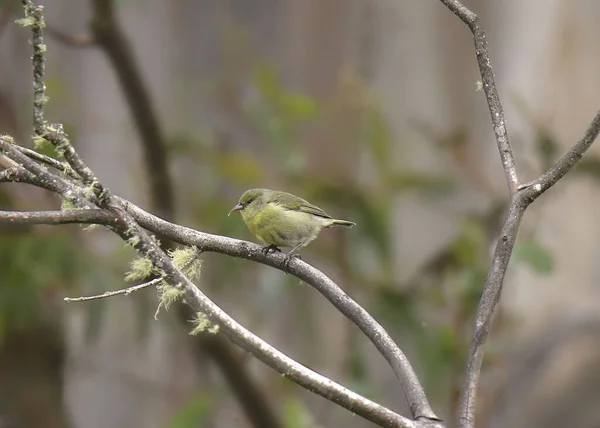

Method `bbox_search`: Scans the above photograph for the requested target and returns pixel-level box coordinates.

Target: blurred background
[1,0,600,427]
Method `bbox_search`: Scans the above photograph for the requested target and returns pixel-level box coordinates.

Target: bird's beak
[228,203,243,217]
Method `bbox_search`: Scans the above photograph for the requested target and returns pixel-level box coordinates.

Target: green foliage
[283,397,322,428]
[167,393,212,428]
[512,239,554,274]
[0,230,84,341]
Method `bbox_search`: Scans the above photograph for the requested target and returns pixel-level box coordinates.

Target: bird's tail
[330,219,356,228]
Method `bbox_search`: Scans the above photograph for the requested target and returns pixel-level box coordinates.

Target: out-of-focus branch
[438,1,600,427]
[46,27,95,47]
[88,0,173,219]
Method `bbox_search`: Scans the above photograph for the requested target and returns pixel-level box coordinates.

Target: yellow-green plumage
[228,188,355,265]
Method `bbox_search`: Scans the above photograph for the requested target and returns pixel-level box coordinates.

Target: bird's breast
[242,205,325,247]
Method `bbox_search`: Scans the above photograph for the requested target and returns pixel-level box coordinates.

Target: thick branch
[438,0,519,192]
[0,209,115,226]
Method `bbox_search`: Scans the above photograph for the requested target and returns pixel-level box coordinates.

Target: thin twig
[64,248,202,302]
[64,278,159,302]
[43,123,99,185]
[0,137,97,208]
[438,0,519,193]
[14,145,79,179]
[521,110,600,195]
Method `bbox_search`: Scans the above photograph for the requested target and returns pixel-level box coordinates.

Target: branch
[0,130,440,422]
[521,110,600,195]
[21,0,47,136]
[13,145,79,180]
[89,0,174,219]
[64,249,202,302]
[0,209,116,226]
[120,198,440,420]
[0,136,431,427]
[438,2,600,427]
[438,0,519,192]
[46,26,95,47]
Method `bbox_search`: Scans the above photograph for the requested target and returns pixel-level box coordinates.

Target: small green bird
[228,188,356,270]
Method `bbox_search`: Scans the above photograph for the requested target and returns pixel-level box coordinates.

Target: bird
[228,188,356,271]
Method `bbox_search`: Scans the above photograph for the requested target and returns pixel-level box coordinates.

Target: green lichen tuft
[60,196,77,211]
[15,16,35,27]
[189,312,218,335]
[154,282,184,319]
[169,247,203,281]
[33,135,49,150]
[127,235,141,248]
[124,257,153,282]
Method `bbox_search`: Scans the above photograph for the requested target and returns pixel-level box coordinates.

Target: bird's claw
[262,245,281,255]
[282,254,301,274]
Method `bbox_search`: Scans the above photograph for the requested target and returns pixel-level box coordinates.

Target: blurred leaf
[253,65,280,106]
[457,268,486,317]
[535,130,559,171]
[214,151,264,186]
[387,171,454,196]
[374,285,419,332]
[512,239,554,274]
[361,107,391,173]
[0,231,84,337]
[281,93,318,121]
[168,393,212,428]
[451,221,487,267]
[283,397,320,428]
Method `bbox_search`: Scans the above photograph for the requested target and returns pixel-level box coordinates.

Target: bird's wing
[272,192,332,219]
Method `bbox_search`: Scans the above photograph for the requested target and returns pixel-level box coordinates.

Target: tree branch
[0,209,115,226]
[119,197,440,420]
[438,0,519,193]
[438,1,600,427]
[46,26,95,47]
[89,0,173,219]
[21,0,47,136]
[0,136,436,426]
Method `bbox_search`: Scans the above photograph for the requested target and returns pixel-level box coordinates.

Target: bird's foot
[282,253,301,274]
[262,244,281,255]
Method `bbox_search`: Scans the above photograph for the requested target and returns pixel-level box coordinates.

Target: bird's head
[228,188,267,216]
